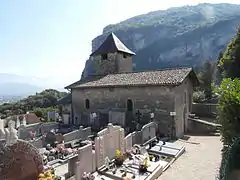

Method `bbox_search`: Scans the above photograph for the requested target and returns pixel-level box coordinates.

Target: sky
[0,0,240,88]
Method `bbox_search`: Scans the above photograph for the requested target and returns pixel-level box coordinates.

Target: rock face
[81,3,240,78]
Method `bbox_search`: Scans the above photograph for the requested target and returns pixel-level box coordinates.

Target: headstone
[45,131,56,146]
[95,124,125,169]
[4,128,10,145]
[76,144,94,179]
[141,122,156,144]
[0,129,5,140]
[8,125,18,146]
[124,133,133,152]
[16,116,21,129]
[22,116,27,126]
[109,111,126,127]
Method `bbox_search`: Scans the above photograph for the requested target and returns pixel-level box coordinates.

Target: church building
[62,33,199,138]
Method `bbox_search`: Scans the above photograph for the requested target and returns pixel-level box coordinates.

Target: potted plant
[114,150,124,167]
[139,158,150,174]
[149,155,154,161]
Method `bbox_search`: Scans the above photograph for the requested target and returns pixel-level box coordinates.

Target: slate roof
[90,33,136,56]
[70,67,199,89]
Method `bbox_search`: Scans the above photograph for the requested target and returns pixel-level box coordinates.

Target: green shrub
[193,91,205,103]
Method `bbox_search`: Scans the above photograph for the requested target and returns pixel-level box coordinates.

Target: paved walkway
[158,135,222,180]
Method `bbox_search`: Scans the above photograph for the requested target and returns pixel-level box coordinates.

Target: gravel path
[158,135,222,180]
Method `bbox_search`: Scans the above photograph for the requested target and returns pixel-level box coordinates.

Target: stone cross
[135,110,142,123]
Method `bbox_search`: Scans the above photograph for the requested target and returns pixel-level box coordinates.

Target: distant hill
[82,3,240,78]
[0,89,68,119]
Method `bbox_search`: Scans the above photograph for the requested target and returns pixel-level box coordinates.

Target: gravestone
[16,116,21,129]
[141,122,156,144]
[109,110,126,127]
[45,131,56,146]
[95,123,125,168]
[76,144,94,180]
[0,131,44,180]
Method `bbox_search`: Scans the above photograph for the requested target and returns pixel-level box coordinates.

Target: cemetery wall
[18,123,42,139]
[18,122,59,140]
[41,122,59,133]
[192,103,217,117]
[63,126,91,142]
[72,86,175,130]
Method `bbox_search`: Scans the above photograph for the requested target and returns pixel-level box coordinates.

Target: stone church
[61,33,199,138]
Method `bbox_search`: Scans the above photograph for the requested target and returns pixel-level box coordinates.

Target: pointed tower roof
[90,33,135,56]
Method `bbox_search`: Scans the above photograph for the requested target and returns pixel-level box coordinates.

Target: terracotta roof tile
[71,67,197,89]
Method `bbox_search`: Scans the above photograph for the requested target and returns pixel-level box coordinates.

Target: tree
[198,60,215,99]
[218,26,240,79]
[216,78,240,145]
[215,51,224,85]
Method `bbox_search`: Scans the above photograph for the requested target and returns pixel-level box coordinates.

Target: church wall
[72,85,176,135]
[173,77,193,137]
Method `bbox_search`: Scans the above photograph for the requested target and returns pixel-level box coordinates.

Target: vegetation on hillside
[218,26,240,79]
[217,26,240,179]
[0,89,68,120]
[103,4,240,34]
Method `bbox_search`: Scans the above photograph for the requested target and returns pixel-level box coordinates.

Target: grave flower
[149,155,154,161]
[139,158,150,174]
[114,149,124,167]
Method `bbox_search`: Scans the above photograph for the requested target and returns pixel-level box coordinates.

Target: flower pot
[139,164,148,174]
[114,158,124,167]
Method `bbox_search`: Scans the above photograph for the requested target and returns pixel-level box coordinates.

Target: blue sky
[0,0,239,88]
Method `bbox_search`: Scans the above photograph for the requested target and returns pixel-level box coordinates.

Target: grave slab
[149,146,179,157]
[156,141,184,150]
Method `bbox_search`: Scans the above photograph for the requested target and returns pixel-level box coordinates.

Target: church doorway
[127,99,133,111]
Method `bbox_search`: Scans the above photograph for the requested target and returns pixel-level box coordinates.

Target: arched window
[127,99,133,111]
[85,99,90,109]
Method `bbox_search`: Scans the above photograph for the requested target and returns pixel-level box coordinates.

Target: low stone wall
[18,122,59,140]
[63,126,91,142]
[188,118,221,134]
[192,103,217,117]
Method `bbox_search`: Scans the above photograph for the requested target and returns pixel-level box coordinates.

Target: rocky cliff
[82,3,240,78]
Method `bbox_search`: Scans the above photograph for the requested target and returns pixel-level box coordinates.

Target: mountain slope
[82,3,240,78]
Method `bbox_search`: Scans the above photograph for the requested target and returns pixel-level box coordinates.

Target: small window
[85,99,90,109]
[127,99,133,111]
[101,54,108,60]
[123,53,127,58]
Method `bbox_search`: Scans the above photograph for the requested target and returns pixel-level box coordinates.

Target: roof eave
[71,83,180,90]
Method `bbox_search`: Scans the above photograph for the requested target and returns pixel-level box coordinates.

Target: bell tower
[90,33,135,76]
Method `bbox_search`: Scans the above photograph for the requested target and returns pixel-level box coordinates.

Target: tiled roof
[71,67,198,89]
[90,33,135,56]
[57,94,72,105]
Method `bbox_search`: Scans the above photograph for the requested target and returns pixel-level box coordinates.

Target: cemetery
[0,116,185,180]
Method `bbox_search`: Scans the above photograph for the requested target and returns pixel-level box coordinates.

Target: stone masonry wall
[91,52,132,76]
[173,78,193,137]
[72,85,175,135]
